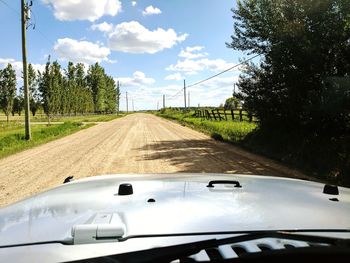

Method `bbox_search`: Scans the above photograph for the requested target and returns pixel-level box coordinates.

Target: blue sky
[0,0,247,110]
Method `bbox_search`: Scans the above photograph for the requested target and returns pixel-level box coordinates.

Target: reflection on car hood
[0,173,349,246]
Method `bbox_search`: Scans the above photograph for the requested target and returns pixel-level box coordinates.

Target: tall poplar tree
[0,64,16,122]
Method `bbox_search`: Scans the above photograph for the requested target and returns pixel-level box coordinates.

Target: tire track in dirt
[0,113,311,207]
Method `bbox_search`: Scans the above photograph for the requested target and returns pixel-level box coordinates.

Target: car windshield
[0,0,349,261]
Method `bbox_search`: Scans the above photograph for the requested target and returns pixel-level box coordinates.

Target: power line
[29,8,56,46]
[165,53,260,103]
[168,87,184,99]
[0,0,59,59]
[0,0,20,16]
[187,53,260,88]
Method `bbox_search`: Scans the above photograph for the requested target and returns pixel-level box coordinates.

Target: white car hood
[0,174,349,247]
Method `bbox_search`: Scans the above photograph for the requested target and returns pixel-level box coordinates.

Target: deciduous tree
[0,64,16,122]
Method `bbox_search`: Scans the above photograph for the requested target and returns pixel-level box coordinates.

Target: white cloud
[166,46,239,75]
[117,76,238,110]
[108,21,188,54]
[0,58,46,91]
[42,0,122,22]
[0,58,21,73]
[179,46,208,59]
[118,83,184,111]
[166,58,236,75]
[117,71,155,87]
[142,5,162,16]
[91,22,113,33]
[115,71,239,110]
[0,58,45,77]
[53,38,111,64]
[163,76,239,108]
[164,73,183,81]
[131,1,137,7]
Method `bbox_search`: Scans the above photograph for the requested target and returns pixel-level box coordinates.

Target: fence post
[219,109,225,121]
[231,109,235,121]
[239,109,243,122]
[205,110,209,120]
[211,109,217,121]
[223,109,228,121]
[217,109,222,121]
[248,112,253,122]
[209,110,212,120]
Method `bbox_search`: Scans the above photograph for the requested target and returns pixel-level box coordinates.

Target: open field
[0,113,312,207]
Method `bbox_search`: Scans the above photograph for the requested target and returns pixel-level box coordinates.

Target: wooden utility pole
[21,0,31,140]
[126,91,128,113]
[183,80,187,110]
[163,94,165,109]
[117,81,120,114]
[188,91,190,108]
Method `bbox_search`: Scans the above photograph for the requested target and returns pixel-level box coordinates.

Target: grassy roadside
[0,122,94,159]
[154,109,349,187]
[31,114,126,123]
[0,113,127,123]
[0,113,127,159]
[154,109,257,143]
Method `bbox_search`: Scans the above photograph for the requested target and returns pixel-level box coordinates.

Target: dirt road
[0,113,310,207]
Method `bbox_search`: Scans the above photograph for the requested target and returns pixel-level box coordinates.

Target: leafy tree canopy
[228,0,350,131]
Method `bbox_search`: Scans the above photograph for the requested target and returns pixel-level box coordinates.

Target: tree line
[0,58,121,122]
[228,0,350,185]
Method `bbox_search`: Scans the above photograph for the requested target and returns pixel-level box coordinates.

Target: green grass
[0,113,127,123]
[154,109,349,187]
[0,122,94,159]
[31,113,126,123]
[0,113,128,159]
[154,109,257,143]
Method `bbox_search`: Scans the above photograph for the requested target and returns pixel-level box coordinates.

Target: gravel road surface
[0,113,310,207]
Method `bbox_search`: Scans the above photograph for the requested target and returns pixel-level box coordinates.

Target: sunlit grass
[0,113,127,123]
[155,109,257,142]
[0,112,129,159]
[0,122,94,159]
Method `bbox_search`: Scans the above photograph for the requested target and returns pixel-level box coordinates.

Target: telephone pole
[188,91,190,108]
[126,91,128,113]
[163,94,165,109]
[117,81,120,114]
[21,0,31,140]
[183,79,187,110]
